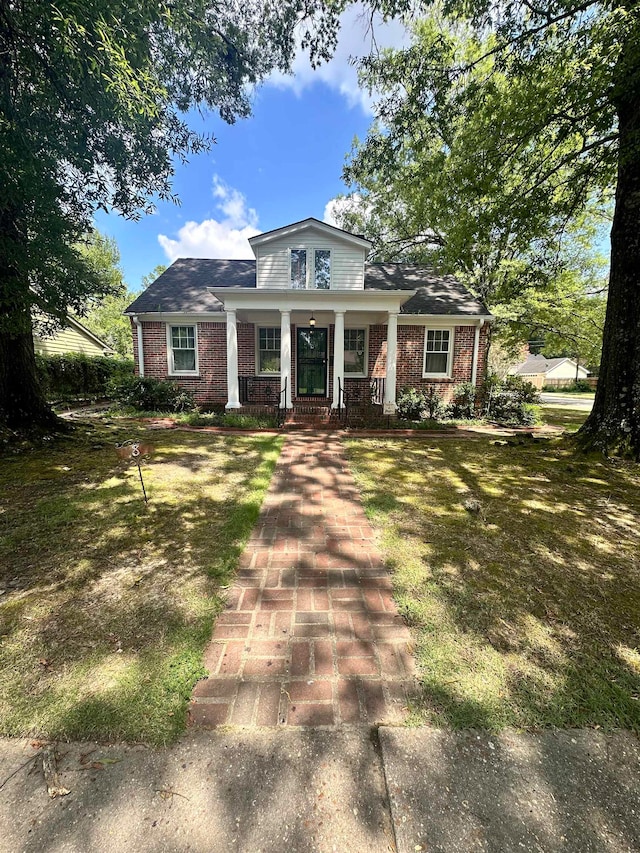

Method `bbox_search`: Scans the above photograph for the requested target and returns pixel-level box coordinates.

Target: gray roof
[126,259,256,314]
[125,258,490,316]
[513,355,571,375]
[364,263,489,316]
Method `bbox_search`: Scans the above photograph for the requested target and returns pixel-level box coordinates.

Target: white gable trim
[249,218,372,251]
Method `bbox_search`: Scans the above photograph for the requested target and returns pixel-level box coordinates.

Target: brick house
[125,218,492,413]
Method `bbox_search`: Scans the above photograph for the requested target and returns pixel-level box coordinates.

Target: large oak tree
[0,0,347,428]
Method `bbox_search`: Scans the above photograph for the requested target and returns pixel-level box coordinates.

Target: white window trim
[289,247,332,290]
[343,326,368,378]
[166,323,199,376]
[423,327,454,378]
[255,325,281,377]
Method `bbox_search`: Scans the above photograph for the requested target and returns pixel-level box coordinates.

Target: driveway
[540,393,594,409]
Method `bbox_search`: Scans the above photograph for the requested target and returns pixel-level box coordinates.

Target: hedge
[36,353,134,400]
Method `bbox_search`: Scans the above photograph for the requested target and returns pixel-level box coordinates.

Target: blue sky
[95,9,409,290]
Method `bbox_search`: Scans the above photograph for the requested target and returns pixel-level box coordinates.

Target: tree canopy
[0,0,351,426]
[340,2,640,454]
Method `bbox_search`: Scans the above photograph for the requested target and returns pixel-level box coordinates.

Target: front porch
[208,287,410,414]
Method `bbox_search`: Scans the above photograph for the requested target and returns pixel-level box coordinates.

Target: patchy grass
[0,422,282,744]
[346,436,640,731]
[106,407,279,430]
[542,405,590,432]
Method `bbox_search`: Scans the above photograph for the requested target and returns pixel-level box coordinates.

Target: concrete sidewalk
[1,729,638,853]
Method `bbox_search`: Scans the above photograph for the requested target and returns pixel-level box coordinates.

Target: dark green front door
[296,328,328,397]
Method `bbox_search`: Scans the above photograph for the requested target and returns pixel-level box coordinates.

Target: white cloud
[323,193,369,227]
[267,5,411,115]
[158,175,262,260]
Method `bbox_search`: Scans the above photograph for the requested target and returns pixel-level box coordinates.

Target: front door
[296,328,328,397]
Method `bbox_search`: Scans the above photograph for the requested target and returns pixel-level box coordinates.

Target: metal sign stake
[115,440,153,503]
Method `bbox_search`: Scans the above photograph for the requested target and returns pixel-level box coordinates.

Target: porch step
[284,405,333,429]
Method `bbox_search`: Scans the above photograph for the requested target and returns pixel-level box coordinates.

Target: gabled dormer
[249,218,372,291]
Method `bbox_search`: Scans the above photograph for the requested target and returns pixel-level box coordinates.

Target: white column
[225,309,241,409]
[384,311,398,412]
[332,310,345,409]
[280,310,292,408]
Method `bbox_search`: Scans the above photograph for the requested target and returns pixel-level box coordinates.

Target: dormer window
[290,249,307,289]
[314,250,331,289]
[290,248,331,289]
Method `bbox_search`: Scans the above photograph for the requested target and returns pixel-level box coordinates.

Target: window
[423,329,452,376]
[168,325,197,374]
[314,249,331,289]
[344,328,366,375]
[290,248,332,288]
[290,249,307,289]
[257,327,281,374]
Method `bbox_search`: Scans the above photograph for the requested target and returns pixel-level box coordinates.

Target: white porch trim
[332,310,345,409]
[225,309,241,409]
[280,310,293,408]
[384,311,398,412]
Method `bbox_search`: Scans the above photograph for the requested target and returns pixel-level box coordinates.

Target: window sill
[256,373,281,378]
[422,374,452,380]
[344,373,368,379]
[168,373,200,379]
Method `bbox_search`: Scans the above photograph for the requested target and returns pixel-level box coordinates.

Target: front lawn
[0,423,282,744]
[541,405,590,432]
[346,436,640,731]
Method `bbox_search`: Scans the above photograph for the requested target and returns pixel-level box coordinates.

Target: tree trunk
[578,25,640,457]
[0,318,59,430]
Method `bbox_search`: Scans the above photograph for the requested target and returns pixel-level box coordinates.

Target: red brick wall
[131,319,490,407]
[369,323,487,401]
[133,320,228,407]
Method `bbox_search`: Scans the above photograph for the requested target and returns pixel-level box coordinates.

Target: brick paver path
[188,434,416,728]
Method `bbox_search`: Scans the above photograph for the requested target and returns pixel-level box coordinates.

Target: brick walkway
[188,434,416,728]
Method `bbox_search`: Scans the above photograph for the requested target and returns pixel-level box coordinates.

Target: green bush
[447,382,476,419]
[396,387,427,420]
[482,374,541,425]
[423,386,445,420]
[107,375,195,413]
[36,353,134,399]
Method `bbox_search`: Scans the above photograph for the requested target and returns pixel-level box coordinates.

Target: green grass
[541,405,590,432]
[0,422,282,744]
[346,436,640,731]
[106,406,279,429]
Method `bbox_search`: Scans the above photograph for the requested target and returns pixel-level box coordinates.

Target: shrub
[447,382,476,419]
[423,386,445,420]
[107,375,196,413]
[396,387,427,420]
[482,374,541,425]
[36,353,134,400]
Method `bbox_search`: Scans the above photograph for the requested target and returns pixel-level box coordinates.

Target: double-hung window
[344,328,367,376]
[257,327,281,374]
[423,328,452,377]
[168,325,197,374]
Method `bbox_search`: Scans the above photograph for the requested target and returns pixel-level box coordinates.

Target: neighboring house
[34,315,114,358]
[510,354,590,389]
[124,218,493,413]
